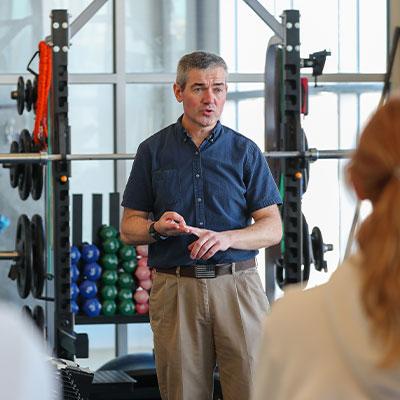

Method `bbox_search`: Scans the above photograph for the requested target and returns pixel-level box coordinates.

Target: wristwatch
[148,222,168,241]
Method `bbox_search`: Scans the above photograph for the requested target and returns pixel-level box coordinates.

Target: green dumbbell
[102,270,118,286]
[101,254,119,270]
[122,259,137,273]
[101,285,118,300]
[102,300,117,316]
[119,299,135,316]
[103,238,120,254]
[118,288,133,302]
[99,224,118,240]
[118,272,134,289]
[119,245,136,261]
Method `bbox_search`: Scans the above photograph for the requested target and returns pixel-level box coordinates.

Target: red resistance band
[33,41,52,149]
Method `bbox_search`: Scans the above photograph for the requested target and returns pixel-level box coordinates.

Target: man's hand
[154,211,191,237]
[187,227,232,260]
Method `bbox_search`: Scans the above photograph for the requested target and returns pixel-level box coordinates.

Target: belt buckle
[194,265,216,278]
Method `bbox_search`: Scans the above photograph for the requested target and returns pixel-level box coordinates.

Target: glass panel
[126,0,218,73]
[293,0,339,73]
[75,325,115,370]
[69,85,114,243]
[220,0,386,73]
[359,1,386,73]
[222,83,268,287]
[0,0,113,74]
[302,92,340,287]
[128,324,154,354]
[125,83,181,165]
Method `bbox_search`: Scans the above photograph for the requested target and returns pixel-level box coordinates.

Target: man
[121,51,282,400]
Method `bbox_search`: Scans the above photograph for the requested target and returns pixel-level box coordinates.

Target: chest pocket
[152,169,181,206]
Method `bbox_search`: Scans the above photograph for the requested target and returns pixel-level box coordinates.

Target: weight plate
[18,130,32,201]
[15,214,32,299]
[31,214,45,298]
[32,76,38,114]
[311,226,326,272]
[9,140,21,188]
[31,163,43,200]
[25,79,33,112]
[265,43,283,187]
[301,130,310,195]
[21,305,33,321]
[33,305,45,338]
[16,76,25,115]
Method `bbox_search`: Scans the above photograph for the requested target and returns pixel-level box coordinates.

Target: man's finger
[187,226,202,237]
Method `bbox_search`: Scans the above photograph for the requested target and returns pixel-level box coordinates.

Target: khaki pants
[149,267,269,400]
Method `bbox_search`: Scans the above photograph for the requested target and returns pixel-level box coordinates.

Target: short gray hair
[176,51,228,89]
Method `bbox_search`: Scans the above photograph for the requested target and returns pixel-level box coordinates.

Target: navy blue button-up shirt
[122,117,282,268]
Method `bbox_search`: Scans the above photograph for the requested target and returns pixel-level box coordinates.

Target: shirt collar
[176,115,223,144]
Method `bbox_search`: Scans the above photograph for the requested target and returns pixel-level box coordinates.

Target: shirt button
[195,174,200,178]
[197,198,202,202]
[195,151,199,155]
[199,222,204,226]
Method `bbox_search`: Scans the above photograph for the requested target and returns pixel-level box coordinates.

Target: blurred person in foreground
[252,97,400,400]
[2,303,59,399]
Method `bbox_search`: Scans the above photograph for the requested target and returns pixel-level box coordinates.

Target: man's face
[174,67,227,131]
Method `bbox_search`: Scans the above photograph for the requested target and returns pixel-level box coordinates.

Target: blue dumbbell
[70,245,81,264]
[0,215,10,234]
[81,244,100,263]
[82,298,102,317]
[71,263,80,282]
[79,280,98,299]
[70,282,80,300]
[71,300,79,314]
[83,262,102,281]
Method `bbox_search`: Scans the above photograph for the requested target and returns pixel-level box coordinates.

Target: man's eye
[193,88,201,93]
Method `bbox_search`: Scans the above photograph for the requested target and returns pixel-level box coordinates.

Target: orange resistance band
[33,41,52,148]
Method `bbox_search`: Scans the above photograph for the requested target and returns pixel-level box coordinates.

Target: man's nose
[202,88,214,103]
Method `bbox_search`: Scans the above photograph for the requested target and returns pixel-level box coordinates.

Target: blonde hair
[349,98,400,367]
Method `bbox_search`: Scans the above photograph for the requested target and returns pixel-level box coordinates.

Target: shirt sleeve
[121,142,154,211]
[244,143,282,213]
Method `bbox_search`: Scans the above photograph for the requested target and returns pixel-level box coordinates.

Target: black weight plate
[301,130,310,195]
[32,76,38,114]
[21,305,33,321]
[31,163,43,201]
[31,214,45,298]
[311,226,325,272]
[265,43,283,187]
[33,305,45,338]
[9,140,21,188]
[25,79,33,112]
[16,76,25,115]
[15,214,32,299]
[18,130,32,201]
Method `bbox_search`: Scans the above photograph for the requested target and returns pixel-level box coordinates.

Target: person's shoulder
[268,283,326,329]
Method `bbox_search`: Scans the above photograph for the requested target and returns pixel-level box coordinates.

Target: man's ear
[173,82,183,103]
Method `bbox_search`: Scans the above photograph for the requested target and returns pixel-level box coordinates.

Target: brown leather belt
[155,258,256,279]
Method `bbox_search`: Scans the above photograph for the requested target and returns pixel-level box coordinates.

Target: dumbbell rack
[71,192,150,326]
